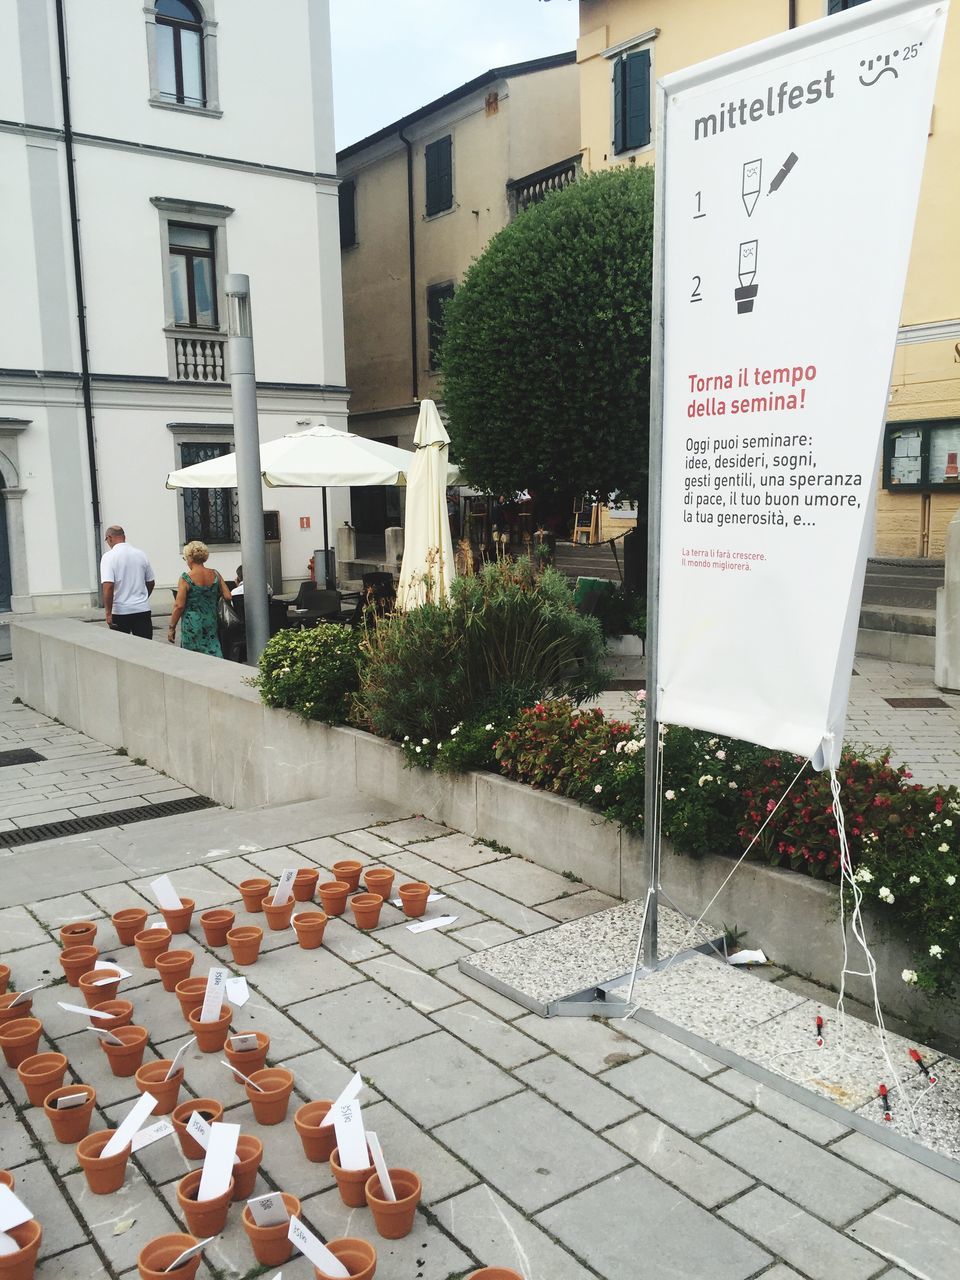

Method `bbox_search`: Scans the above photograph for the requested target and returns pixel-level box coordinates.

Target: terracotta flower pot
[293,867,320,901]
[59,945,99,987]
[262,898,295,931]
[224,1030,269,1082]
[330,1146,375,1208]
[231,1134,264,1200]
[398,882,430,919]
[0,1018,42,1068]
[292,911,328,950]
[331,860,363,892]
[465,1271,525,1280]
[246,1068,294,1125]
[188,1005,232,1054]
[60,920,97,948]
[100,1024,148,1077]
[318,881,350,917]
[350,893,384,930]
[0,1171,13,1190]
[91,999,133,1030]
[44,1084,96,1143]
[77,1129,130,1194]
[241,1192,300,1265]
[0,994,33,1026]
[294,1100,337,1162]
[134,928,172,968]
[238,878,271,912]
[227,926,263,966]
[112,908,147,946]
[137,1233,203,1280]
[135,1060,183,1115]
[171,1099,223,1160]
[0,963,10,995]
[176,1168,234,1237]
[160,898,195,935]
[155,949,195,993]
[199,909,235,946]
[363,867,394,901]
[365,1169,421,1239]
[16,1052,68,1107]
[78,966,123,1008]
[316,1238,377,1280]
[174,976,208,1021]
[0,1218,42,1280]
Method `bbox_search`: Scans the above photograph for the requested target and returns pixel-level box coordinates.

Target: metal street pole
[225,273,269,665]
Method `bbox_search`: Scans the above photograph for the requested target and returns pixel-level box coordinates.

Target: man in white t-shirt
[100,525,156,639]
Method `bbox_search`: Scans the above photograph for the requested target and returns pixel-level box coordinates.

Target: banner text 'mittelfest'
[694,71,836,140]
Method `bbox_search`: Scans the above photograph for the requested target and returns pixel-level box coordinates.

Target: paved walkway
[1,663,958,1279]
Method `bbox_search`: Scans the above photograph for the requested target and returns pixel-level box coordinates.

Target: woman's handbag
[216,578,243,651]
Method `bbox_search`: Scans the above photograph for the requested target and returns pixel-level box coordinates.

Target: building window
[884,421,960,490]
[339,179,357,249]
[613,49,651,154]
[156,0,206,107]
[828,1,872,12]
[180,442,239,543]
[425,135,453,216]
[427,282,455,371]
[169,224,217,328]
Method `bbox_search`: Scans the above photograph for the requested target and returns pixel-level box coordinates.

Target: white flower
[599,749,606,756]
[945,819,954,827]
[929,944,943,958]
[728,781,738,790]
[698,774,714,787]
[415,746,422,754]
[854,867,873,884]
[939,843,949,853]
[485,723,493,731]
[623,739,641,756]
[615,741,624,753]
[902,969,918,984]
[403,736,410,742]
[715,749,727,761]
[665,789,676,800]
[878,886,895,904]
[947,875,957,886]
[422,737,430,745]
[708,738,718,747]
[450,725,460,736]
[908,875,921,884]
[594,784,603,794]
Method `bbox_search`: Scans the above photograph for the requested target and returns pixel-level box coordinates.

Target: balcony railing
[168,330,228,383]
[507,154,581,219]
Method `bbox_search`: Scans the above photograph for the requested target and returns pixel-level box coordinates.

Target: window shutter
[437,135,453,211]
[426,135,453,215]
[624,50,651,151]
[339,179,356,249]
[613,56,625,153]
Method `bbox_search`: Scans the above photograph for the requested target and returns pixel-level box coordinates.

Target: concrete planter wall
[12,616,950,1034]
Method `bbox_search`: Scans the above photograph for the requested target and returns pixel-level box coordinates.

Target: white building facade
[0,0,349,610]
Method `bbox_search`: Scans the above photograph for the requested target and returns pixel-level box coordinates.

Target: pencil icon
[769,152,798,194]
[735,240,758,314]
[742,160,762,216]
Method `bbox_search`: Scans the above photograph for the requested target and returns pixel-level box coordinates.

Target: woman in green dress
[167,540,232,656]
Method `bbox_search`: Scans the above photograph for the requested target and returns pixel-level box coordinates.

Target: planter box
[12,615,952,1037]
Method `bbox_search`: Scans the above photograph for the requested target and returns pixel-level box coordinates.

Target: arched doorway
[0,484,10,613]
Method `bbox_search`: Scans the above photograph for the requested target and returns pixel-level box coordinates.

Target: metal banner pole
[641,81,669,969]
[225,273,269,664]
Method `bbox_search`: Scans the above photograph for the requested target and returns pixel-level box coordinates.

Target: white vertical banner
[657,0,948,766]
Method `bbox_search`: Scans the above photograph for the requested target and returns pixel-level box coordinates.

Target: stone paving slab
[846,1195,960,1278]
[602,1052,749,1137]
[603,1111,754,1209]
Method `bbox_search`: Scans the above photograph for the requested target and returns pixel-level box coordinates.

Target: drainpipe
[54,0,102,556]
[398,126,419,402]
[788,0,797,29]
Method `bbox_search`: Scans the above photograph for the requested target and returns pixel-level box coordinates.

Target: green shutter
[624,50,651,151]
[338,179,356,249]
[613,56,624,153]
[425,135,453,216]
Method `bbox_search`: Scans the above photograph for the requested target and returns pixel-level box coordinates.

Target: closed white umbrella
[396,400,457,609]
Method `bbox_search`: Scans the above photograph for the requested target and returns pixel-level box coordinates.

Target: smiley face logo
[859,52,899,86]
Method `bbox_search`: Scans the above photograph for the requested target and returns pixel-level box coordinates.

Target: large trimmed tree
[440,165,655,503]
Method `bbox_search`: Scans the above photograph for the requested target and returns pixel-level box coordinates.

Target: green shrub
[355,558,608,745]
[589,583,646,638]
[494,699,630,803]
[256,625,362,724]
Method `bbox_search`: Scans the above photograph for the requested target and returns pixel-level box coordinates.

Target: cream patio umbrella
[396,399,457,609]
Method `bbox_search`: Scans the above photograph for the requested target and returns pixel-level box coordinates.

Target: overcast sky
[330,0,579,150]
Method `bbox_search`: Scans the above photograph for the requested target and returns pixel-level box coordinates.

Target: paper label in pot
[0,1187,32,1233]
[332,1099,368,1171]
[162,1236,216,1273]
[102,1092,158,1158]
[91,962,131,986]
[131,1119,174,1152]
[225,976,249,1007]
[318,1071,363,1127]
[392,892,445,907]
[366,1131,396,1201]
[58,1001,112,1020]
[229,1033,259,1053]
[271,868,297,908]
[148,921,168,930]
[185,1111,212,1151]
[198,1121,240,1201]
[199,967,229,1023]
[165,1036,196,1080]
[150,875,183,911]
[87,1026,125,1046]
[56,1090,91,1110]
[9,984,41,1006]
[246,1192,290,1228]
[287,1217,349,1278]
[0,1234,17,1258]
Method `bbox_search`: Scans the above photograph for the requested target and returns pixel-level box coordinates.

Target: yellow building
[578,0,960,558]
[337,54,579,554]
